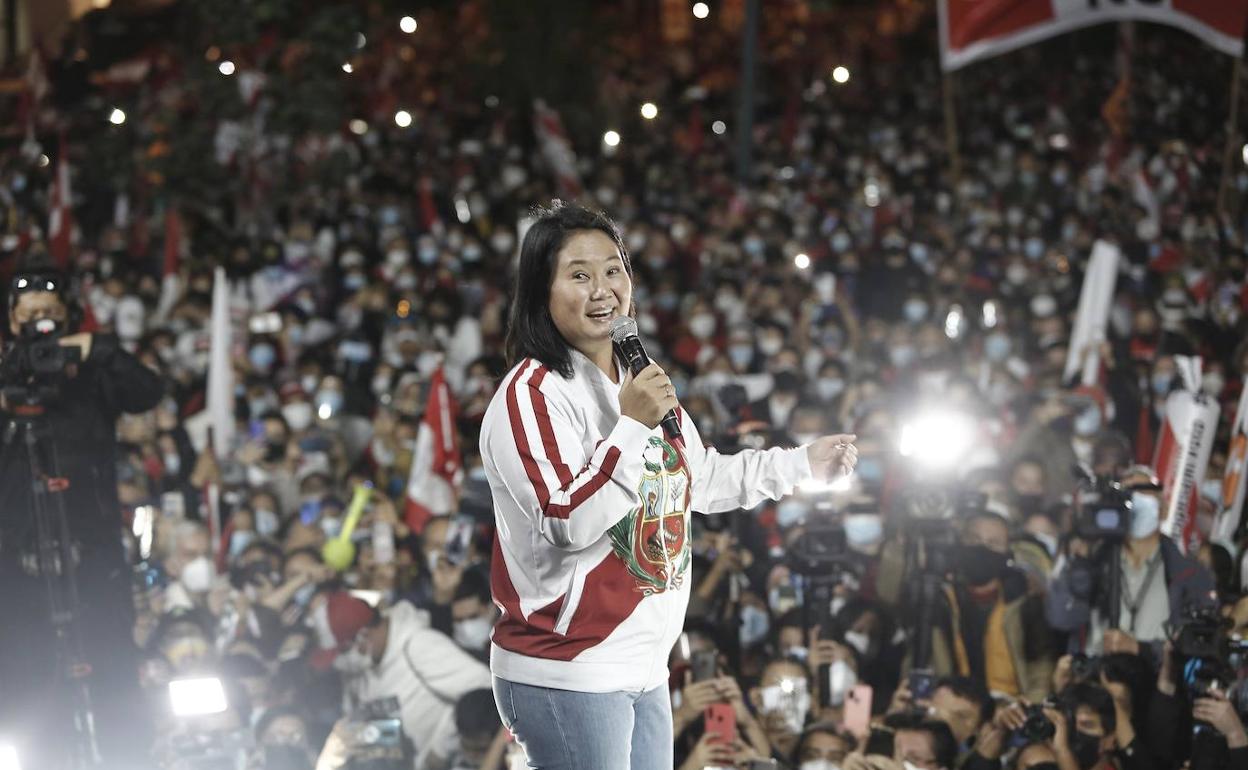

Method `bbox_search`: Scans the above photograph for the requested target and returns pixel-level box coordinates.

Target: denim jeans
[492,676,674,770]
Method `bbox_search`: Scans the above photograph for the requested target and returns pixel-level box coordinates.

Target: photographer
[1045,474,1216,667]
[0,267,163,768]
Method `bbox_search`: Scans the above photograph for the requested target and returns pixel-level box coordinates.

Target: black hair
[504,201,633,379]
[282,546,325,569]
[453,566,491,604]
[254,705,312,745]
[884,713,959,770]
[454,688,501,740]
[795,722,856,758]
[933,675,993,727]
[1058,682,1117,735]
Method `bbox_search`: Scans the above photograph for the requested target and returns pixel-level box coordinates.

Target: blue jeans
[492,676,674,770]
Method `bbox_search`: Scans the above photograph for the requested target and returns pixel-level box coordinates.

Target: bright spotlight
[0,744,18,770]
[341,62,353,74]
[899,411,975,471]
[640,102,659,120]
[349,119,368,136]
[394,110,412,128]
[317,403,333,421]
[712,120,727,135]
[1242,143,1248,167]
[603,130,621,147]
[108,108,126,125]
[793,253,811,270]
[832,66,850,84]
[399,16,417,33]
[218,60,235,76]
[692,2,710,19]
[169,677,228,717]
[37,154,49,167]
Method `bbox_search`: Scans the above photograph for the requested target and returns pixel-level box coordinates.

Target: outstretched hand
[806,434,858,481]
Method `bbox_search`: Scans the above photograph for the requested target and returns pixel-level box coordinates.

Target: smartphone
[703,702,736,745]
[692,649,718,683]
[161,490,186,520]
[772,584,799,615]
[843,684,873,738]
[909,668,936,701]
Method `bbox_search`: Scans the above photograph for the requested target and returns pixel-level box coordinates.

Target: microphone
[609,316,681,440]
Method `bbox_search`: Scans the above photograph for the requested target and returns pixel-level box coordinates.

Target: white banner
[1154,357,1220,553]
[1063,240,1120,386]
[1210,378,1248,550]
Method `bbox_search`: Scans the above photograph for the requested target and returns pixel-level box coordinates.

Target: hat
[309,591,376,670]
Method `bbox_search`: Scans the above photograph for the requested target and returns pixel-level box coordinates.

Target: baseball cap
[308,591,376,670]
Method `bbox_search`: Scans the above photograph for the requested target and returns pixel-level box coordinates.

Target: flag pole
[943,71,961,185]
[1218,54,1244,219]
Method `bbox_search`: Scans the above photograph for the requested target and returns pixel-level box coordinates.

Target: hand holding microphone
[610,317,681,438]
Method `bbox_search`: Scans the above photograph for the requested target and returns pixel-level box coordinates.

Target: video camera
[345,696,407,769]
[0,318,79,410]
[1072,469,1133,541]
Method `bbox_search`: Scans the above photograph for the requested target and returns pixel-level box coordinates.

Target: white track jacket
[479,351,812,693]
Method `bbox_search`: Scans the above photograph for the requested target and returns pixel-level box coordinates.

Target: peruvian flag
[1210,378,1248,550]
[1153,357,1221,553]
[47,137,72,269]
[405,366,463,534]
[156,207,184,322]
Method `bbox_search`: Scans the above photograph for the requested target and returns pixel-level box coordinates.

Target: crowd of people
[0,2,1247,769]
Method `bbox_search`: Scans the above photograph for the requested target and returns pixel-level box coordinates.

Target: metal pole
[1218,56,1244,219]
[942,72,961,185]
[734,0,760,183]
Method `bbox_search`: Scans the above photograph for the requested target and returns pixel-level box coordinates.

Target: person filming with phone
[478,203,859,769]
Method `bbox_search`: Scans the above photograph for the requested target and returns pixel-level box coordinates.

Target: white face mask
[255,509,280,537]
[843,630,871,657]
[1130,492,1161,539]
[801,761,840,770]
[181,556,215,594]
[332,647,373,675]
[282,402,313,433]
[452,615,493,651]
[1031,530,1059,557]
[760,679,811,734]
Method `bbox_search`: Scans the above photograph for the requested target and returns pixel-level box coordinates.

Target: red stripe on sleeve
[505,360,550,505]
[528,367,574,487]
[546,446,622,520]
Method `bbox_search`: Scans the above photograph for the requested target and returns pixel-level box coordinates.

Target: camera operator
[0,267,163,768]
[1045,471,1216,667]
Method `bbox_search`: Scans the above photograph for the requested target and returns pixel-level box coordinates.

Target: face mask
[776,499,808,528]
[843,630,871,657]
[816,378,845,401]
[229,531,256,559]
[759,337,783,357]
[332,646,373,675]
[1201,478,1223,504]
[255,509,280,537]
[1073,406,1101,437]
[1006,263,1029,285]
[801,762,840,770]
[316,390,344,417]
[844,514,883,550]
[760,679,810,734]
[453,615,494,651]
[250,344,277,372]
[320,516,342,539]
[1024,237,1045,260]
[688,313,715,340]
[825,659,857,706]
[739,605,770,647]
[181,556,215,594]
[1032,530,1059,557]
[1151,372,1173,396]
[958,545,1008,586]
[1031,294,1057,318]
[889,345,915,368]
[1068,731,1104,770]
[784,645,809,662]
[984,333,1011,362]
[1130,492,1161,539]
[1203,373,1225,396]
[282,402,313,432]
[855,456,884,485]
[164,453,182,475]
[292,582,316,608]
[903,299,929,323]
[729,344,754,369]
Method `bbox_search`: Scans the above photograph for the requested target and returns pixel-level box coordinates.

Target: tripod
[6,408,102,769]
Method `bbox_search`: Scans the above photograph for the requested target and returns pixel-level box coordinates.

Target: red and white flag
[405,366,463,535]
[203,266,235,560]
[157,207,185,322]
[1210,378,1248,550]
[939,0,1248,71]
[533,100,583,200]
[1154,357,1221,554]
[1063,240,1120,387]
[47,137,72,269]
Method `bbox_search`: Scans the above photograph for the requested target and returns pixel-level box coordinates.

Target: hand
[1194,693,1248,748]
[1103,629,1140,656]
[1042,706,1071,758]
[806,434,858,481]
[682,678,727,712]
[679,731,736,770]
[807,628,856,675]
[975,720,1008,760]
[618,363,678,430]
[1053,655,1074,693]
[1157,641,1177,696]
[888,680,915,715]
[993,701,1029,733]
[57,332,92,362]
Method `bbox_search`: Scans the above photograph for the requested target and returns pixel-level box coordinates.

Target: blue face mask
[984,333,1011,362]
[1130,492,1161,539]
[728,344,754,369]
[249,344,277,371]
[776,499,808,528]
[855,456,884,485]
[739,605,770,647]
[844,514,883,549]
[1151,372,1173,396]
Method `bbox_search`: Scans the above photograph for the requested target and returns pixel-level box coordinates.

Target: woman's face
[548,230,632,358]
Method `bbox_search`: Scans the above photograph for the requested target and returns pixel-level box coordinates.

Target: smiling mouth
[586,308,617,321]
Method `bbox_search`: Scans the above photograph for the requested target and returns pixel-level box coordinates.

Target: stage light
[711,120,727,135]
[899,411,975,471]
[318,403,333,421]
[0,744,18,770]
[342,62,353,74]
[349,119,368,136]
[1242,143,1248,166]
[108,108,126,125]
[356,33,366,49]
[394,110,412,128]
[945,304,964,339]
[692,2,710,19]
[400,16,417,33]
[603,130,621,147]
[169,677,227,717]
[640,102,658,120]
[863,181,880,207]
[37,154,49,167]
[832,66,850,84]
[794,253,810,270]
[218,60,235,76]
[982,300,998,328]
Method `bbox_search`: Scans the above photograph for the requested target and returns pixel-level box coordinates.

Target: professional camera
[0,317,80,408]
[1016,702,1057,743]
[1069,654,1101,683]
[1071,471,1133,541]
[165,728,252,770]
[1172,605,1230,661]
[344,696,408,769]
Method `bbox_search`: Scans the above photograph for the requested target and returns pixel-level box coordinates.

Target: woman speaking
[479,202,858,769]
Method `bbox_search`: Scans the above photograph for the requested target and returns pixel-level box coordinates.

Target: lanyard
[1120,551,1164,634]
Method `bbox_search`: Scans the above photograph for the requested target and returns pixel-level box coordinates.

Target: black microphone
[609,316,681,440]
